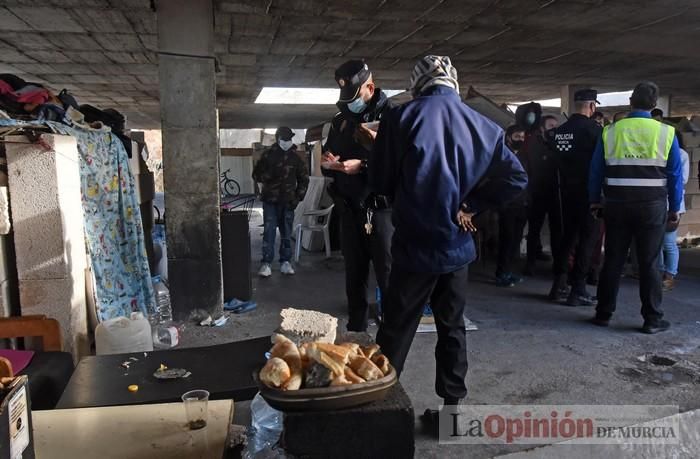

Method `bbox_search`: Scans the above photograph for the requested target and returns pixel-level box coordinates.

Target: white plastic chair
[294,204,335,262]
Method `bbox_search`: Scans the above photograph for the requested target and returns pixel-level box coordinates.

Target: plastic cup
[182,389,210,430]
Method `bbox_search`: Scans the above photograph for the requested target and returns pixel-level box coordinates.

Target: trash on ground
[200,315,213,326]
[225,298,257,314]
[153,367,191,379]
[213,315,229,327]
[128,384,139,392]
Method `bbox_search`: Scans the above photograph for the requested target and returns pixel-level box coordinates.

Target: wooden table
[33,400,234,458]
[57,337,270,409]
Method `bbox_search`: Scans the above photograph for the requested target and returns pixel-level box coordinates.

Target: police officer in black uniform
[548,89,602,305]
[321,60,394,332]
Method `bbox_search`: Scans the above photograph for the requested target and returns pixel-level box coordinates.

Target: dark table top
[56,336,270,410]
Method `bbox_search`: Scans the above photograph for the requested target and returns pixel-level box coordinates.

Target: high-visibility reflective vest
[602,117,674,202]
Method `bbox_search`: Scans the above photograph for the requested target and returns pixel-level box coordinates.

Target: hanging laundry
[47,121,155,321]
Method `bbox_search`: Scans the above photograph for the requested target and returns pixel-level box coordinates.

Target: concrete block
[678,224,700,239]
[8,7,85,32]
[681,132,700,149]
[282,383,415,459]
[19,277,88,360]
[164,193,221,258]
[6,134,88,362]
[6,135,85,281]
[168,258,222,319]
[70,9,133,33]
[158,55,217,129]
[49,33,104,51]
[23,50,72,64]
[94,33,144,52]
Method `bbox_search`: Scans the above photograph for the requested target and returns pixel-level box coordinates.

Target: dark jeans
[262,201,295,264]
[552,190,598,292]
[340,205,393,331]
[527,187,562,266]
[376,266,469,401]
[596,200,667,322]
[497,207,527,276]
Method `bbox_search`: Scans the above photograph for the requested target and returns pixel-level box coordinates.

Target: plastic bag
[244,393,284,458]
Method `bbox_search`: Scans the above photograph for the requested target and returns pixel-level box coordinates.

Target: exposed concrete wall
[6,135,89,360]
[679,131,700,240]
[157,0,223,319]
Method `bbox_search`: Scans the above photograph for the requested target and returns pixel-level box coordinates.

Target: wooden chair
[0,314,62,351]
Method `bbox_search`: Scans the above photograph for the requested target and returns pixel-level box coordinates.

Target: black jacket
[549,113,602,191]
[322,89,393,208]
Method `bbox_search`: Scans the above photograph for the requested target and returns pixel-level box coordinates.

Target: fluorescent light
[508,90,634,112]
[255,87,405,105]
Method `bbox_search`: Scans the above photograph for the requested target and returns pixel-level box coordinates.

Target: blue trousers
[262,202,295,264]
[660,229,679,276]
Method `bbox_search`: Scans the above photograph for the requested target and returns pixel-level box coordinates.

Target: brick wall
[679,131,700,240]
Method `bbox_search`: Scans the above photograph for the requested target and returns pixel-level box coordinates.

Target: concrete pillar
[560,84,589,117]
[657,95,672,116]
[6,135,89,360]
[156,0,223,319]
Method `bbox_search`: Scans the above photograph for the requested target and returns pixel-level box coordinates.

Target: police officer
[589,82,683,334]
[548,89,602,305]
[321,60,394,332]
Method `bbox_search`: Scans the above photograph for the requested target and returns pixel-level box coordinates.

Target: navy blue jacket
[369,86,528,273]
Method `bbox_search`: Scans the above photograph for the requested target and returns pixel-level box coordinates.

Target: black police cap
[574,89,600,104]
[334,59,371,103]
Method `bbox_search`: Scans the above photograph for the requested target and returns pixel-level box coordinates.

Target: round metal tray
[254,365,397,412]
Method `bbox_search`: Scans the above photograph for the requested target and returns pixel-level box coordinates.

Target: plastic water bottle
[151,276,178,349]
[152,275,172,323]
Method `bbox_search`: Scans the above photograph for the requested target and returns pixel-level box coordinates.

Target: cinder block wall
[6,134,89,360]
[680,132,700,240]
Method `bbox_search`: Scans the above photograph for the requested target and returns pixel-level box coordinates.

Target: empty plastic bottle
[151,276,178,349]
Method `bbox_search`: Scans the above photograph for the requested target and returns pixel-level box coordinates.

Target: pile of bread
[260,334,391,390]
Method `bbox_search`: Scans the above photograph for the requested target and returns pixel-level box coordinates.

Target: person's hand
[321,152,344,171]
[341,159,363,175]
[457,210,477,232]
[667,211,681,232]
[590,203,604,219]
[353,124,377,150]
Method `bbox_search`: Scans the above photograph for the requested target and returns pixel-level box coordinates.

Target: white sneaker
[258,263,272,278]
[280,262,295,275]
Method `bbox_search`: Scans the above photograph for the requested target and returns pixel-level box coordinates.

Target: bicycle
[220,168,241,198]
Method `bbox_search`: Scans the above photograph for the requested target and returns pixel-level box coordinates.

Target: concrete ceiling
[1,0,699,129]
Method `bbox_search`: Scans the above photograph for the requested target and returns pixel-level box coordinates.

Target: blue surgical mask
[526,112,536,126]
[278,140,294,151]
[347,97,368,114]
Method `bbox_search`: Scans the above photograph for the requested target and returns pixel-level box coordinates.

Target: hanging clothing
[47,121,154,321]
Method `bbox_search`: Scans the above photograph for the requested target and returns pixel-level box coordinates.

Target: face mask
[278,140,294,151]
[525,112,536,127]
[347,96,368,114]
[510,140,524,151]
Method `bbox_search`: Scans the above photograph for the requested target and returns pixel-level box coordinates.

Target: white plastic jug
[95,312,154,355]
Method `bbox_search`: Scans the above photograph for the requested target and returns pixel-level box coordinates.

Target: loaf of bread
[0,357,13,379]
[260,357,291,388]
[271,334,303,390]
[278,308,338,344]
[349,355,384,381]
[330,374,352,386]
[371,354,390,376]
[361,344,380,360]
[306,344,345,376]
[344,366,365,384]
[313,342,353,365]
[338,342,360,356]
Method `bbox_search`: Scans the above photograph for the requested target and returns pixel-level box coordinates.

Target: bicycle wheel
[224,179,240,197]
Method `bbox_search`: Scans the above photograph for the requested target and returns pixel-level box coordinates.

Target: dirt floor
[180,208,700,458]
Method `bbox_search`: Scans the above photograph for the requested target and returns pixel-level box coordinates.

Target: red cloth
[0,349,35,374]
[0,80,13,96]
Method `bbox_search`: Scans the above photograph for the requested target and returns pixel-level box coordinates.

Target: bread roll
[371,354,390,376]
[360,344,380,360]
[349,355,384,381]
[271,334,303,390]
[260,357,291,388]
[344,366,365,384]
[338,342,360,356]
[0,357,13,379]
[330,374,352,386]
[313,342,353,365]
[307,344,345,376]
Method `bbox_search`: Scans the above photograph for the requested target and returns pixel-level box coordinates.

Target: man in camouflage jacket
[252,126,309,277]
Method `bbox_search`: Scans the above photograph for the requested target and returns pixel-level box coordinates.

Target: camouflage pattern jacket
[252,143,309,206]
